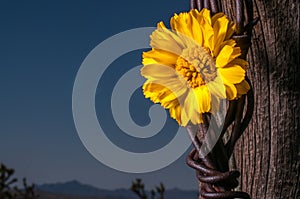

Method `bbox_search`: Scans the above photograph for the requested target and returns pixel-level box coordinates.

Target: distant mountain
[37,180,135,199]
[36,180,198,199]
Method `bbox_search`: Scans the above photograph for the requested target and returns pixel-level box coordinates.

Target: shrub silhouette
[130,178,164,199]
[0,163,38,199]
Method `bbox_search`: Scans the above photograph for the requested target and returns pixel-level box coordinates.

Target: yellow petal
[211,12,225,25]
[160,83,188,104]
[149,74,186,90]
[157,21,167,29]
[212,12,235,40]
[142,82,162,103]
[144,75,188,105]
[236,80,250,96]
[212,15,229,53]
[170,13,190,36]
[169,104,182,124]
[150,27,184,55]
[183,90,196,123]
[198,12,214,50]
[143,78,187,108]
[216,45,241,67]
[198,8,212,25]
[141,64,177,79]
[180,105,189,126]
[170,12,197,47]
[142,50,178,67]
[156,21,186,49]
[219,65,245,84]
[225,20,236,40]
[190,111,202,124]
[227,58,249,70]
[206,74,226,98]
[213,39,236,58]
[224,82,237,100]
[162,98,179,109]
[190,13,204,46]
[195,86,211,113]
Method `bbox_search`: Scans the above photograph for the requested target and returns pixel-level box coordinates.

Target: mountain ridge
[36,180,198,199]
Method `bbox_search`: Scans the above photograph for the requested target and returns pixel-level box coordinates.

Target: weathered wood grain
[221,0,300,198]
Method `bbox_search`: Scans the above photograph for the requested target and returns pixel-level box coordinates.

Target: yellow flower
[141,9,250,126]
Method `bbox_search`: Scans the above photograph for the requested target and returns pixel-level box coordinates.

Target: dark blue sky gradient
[0,0,198,190]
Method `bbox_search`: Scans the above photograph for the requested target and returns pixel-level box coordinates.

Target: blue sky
[0,0,198,190]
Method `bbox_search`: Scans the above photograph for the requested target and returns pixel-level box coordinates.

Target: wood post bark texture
[221,0,300,198]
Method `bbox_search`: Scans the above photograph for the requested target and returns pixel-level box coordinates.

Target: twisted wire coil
[187,1,258,198]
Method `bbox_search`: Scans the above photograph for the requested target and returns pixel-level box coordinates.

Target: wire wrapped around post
[187,0,258,198]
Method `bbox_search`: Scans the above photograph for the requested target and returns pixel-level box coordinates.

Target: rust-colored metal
[186,82,254,198]
[188,0,258,198]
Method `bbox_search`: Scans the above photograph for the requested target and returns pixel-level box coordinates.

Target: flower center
[175,46,217,88]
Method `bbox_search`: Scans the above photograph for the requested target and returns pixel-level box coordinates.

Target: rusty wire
[187,0,258,198]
